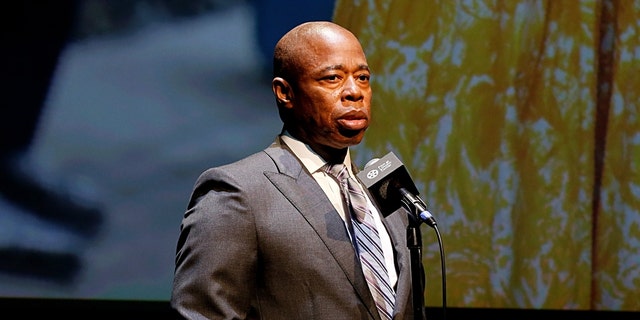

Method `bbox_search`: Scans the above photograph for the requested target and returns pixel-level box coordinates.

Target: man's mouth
[337,118,368,131]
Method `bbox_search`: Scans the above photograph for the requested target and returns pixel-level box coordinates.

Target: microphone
[356,152,437,227]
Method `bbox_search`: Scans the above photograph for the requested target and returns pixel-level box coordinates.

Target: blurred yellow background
[335,0,640,311]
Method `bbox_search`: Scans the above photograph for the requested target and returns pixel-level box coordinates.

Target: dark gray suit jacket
[171,142,421,319]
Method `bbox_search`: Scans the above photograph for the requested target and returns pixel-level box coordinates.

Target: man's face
[288,29,372,151]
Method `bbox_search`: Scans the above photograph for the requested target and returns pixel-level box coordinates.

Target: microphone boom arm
[399,188,437,228]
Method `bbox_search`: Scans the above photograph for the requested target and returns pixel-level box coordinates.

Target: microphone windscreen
[356,152,420,216]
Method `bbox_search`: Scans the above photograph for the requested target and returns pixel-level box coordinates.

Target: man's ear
[272,77,292,107]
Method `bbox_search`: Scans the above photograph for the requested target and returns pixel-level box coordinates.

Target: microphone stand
[407,212,426,320]
[400,188,444,320]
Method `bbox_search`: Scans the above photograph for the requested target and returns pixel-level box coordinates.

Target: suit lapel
[262,146,375,314]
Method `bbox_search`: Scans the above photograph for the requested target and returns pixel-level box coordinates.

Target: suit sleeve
[171,167,258,319]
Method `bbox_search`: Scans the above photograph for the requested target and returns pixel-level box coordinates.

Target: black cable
[431,224,446,320]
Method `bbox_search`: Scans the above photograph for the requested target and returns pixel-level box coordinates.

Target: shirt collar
[278,131,354,175]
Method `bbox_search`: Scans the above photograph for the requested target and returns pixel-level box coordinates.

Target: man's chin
[338,130,366,146]
[343,126,367,136]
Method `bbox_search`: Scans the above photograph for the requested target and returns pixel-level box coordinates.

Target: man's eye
[358,74,370,81]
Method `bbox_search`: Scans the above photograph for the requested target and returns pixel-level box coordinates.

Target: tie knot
[323,163,348,182]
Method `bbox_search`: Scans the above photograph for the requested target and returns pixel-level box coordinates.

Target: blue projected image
[0,0,333,301]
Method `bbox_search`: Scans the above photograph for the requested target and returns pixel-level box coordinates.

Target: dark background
[0,0,333,300]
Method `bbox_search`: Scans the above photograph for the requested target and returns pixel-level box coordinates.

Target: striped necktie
[324,163,396,320]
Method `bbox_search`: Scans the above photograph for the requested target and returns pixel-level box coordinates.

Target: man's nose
[342,77,364,101]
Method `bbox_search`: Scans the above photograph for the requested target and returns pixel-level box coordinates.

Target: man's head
[272,21,371,162]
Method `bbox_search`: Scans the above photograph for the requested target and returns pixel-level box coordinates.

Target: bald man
[170,21,424,320]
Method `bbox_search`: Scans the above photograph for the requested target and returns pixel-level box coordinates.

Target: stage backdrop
[334,0,640,311]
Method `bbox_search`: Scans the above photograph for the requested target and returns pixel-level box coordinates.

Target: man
[171,21,423,319]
